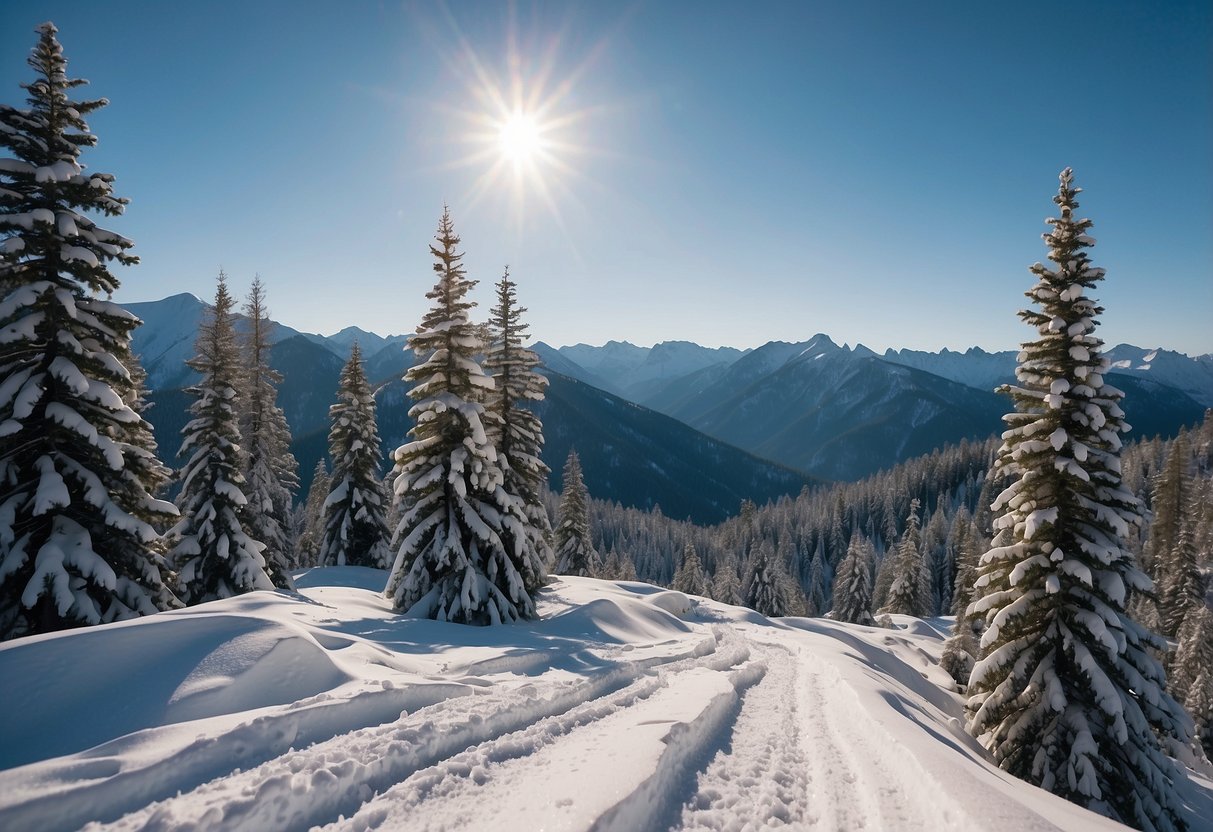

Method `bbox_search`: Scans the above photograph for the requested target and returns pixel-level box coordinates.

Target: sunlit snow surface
[1,568,1209,831]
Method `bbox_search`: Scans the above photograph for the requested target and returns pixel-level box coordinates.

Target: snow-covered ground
[1,569,1210,831]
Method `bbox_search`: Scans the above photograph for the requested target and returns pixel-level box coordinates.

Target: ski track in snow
[319,636,759,832]
[85,633,730,832]
[6,575,1200,832]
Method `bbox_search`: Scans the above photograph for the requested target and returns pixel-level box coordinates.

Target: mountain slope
[682,345,1009,480]
[370,373,815,524]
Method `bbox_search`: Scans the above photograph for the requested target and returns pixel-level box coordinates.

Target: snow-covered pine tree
[672,540,707,596]
[711,555,742,605]
[744,540,790,617]
[169,273,273,604]
[805,542,828,616]
[321,344,390,569]
[239,277,296,588]
[1186,666,1213,759]
[612,548,638,581]
[554,449,598,577]
[831,532,875,625]
[0,23,180,638]
[483,267,549,593]
[950,508,980,619]
[1171,605,1213,704]
[1150,436,1202,638]
[940,626,978,688]
[385,209,535,623]
[294,460,331,568]
[966,169,1190,831]
[881,499,928,616]
[924,503,952,615]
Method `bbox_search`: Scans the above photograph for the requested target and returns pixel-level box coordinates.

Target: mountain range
[539,334,1210,481]
[124,293,1210,520]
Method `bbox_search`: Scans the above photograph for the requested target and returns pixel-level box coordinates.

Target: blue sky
[3,1,1210,354]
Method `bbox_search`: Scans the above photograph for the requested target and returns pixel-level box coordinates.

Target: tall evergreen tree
[0,24,179,638]
[743,539,791,618]
[483,267,549,592]
[554,449,598,577]
[831,532,875,625]
[805,542,828,616]
[711,554,742,605]
[295,459,330,568]
[966,170,1189,831]
[881,499,928,616]
[385,209,536,623]
[1150,436,1202,638]
[1171,605,1213,705]
[1185,666,1213,760]
[950,509,980,619]
[239,277,296,588]
[672,540,707,596]
[321,344,390,569]
[169,274,273,604]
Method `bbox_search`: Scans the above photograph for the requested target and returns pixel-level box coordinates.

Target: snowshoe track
[678,642,810,830]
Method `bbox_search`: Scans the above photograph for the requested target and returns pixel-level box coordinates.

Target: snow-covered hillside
[2,570,1208,831]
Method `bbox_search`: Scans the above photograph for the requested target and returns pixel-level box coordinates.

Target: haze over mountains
[126,294,1210,520]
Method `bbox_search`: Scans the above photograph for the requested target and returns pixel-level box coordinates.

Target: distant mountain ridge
[567,336,1208,480]
[123,295,812,522]
[124,293,1209,494]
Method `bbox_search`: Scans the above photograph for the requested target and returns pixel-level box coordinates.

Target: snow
[0,570,1208,831]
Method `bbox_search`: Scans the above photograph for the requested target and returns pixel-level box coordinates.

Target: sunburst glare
[422,6,619,236]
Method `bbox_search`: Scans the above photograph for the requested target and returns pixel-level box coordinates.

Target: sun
[498,112,544,166]
[423,6,620,231]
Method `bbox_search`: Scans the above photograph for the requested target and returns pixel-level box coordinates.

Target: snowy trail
[4,573,1199,832]
[317,644,760,832]
[793,642,961,831]
[84,633,738,832]
[678,642,811,830]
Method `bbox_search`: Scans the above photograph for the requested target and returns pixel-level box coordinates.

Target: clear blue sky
[3,1,1210,354]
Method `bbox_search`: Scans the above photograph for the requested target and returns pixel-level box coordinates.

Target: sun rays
[421,5,618,235]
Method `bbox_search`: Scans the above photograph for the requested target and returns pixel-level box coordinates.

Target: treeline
[577,417,1213,626]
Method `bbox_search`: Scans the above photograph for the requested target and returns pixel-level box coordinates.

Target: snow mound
[0,604,347,770]
[543,595,691,643]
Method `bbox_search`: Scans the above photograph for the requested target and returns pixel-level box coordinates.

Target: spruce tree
[0,23,179,638]
[743,540,791,617]
[940,627,978,688]
[239,277,296,588]
[805,543,829,616]
[966,169,1189,831]
[672,540,707,596]
[831,532,875,625]
[881,499,928,616]
[1150,436,1202,638]
[950,511,980,619]
[321,344,390,569]
[1171,605,1213,704]
[169,274,273,604]
[554,449,598,577]
[295,459,330,568]
[1185,666,1213,759]
[711,555,742,604]
[483,268,549,592]
[385,209,536,623]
